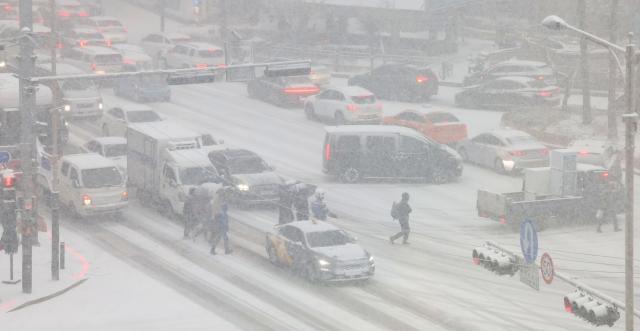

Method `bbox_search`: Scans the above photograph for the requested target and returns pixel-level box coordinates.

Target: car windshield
[228,157,266,174]
[77,32,102,39]
[306,230,351,248]
[198,49,223,58]
[427,112,459,123]
[351,94,376,104]
[180,166,218,186]
[81,166,122,188]
[62,79,95,91]
[506,135,537,145]
[104,144,126,158]
[127,110,161,123]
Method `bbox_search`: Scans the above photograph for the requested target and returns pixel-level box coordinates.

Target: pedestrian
[310,189,337,221]
[182,187,197,239]
[278,181,296,224]
[293,183,315,221]
[210,203,232,255]
[597,181,621,233]
[390,192,412,245]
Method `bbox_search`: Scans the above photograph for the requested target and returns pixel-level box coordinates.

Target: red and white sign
[540,252,554,284]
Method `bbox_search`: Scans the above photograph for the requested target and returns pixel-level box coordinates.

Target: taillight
[121,191,129,201]
[601,172,609,178]
[509,150,525,157]
[58,10,70,17]
[78,40,87,47]
[91,63,97,71]
[216,64,227,68]
[56,42,63,49]
[3,4,11,11]
[542,148,549,156]
[82,195,92,206]
[196,63,207,69]
[106,39,112,47]
[416,75,429,83]
[282,86,320,95]
[537,75,544,80]
[78,11,89,17]
[375,103,382,110]
[124,27,128,32]
[324,143,331,161]
[579,150,589,155]
[538,91,552,97]
[346,104,358,112]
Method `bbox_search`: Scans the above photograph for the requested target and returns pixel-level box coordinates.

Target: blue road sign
[0,151,11,164]
[520,220,538,264]
[192,0,200,5]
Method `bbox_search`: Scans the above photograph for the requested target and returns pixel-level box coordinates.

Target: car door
[107,107,126,136]
[364,134,397,177]
[313,90,332,119]
[477,80,506,108]
[500,80,528,107]
[466,134,488,164]
[396,135,431,177]
[160,163,180,212]
[370,65,396,97]
[285,227,307,269]
[275,226,299,267]
[480,134,502,166]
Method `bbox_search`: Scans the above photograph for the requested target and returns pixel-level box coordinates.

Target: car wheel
[458,147,469,162]
[334,111,346,125]
[102,124,109,136]
[494,158,506,174]
[431,167,450,184]
[266,242,278,265]
[305,104,317,120]
[340,167,360,183]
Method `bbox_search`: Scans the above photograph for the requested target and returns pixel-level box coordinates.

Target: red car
[383,110,468,145]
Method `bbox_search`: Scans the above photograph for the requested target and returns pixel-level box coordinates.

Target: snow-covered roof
[122,52,152,63]
[493,60,548,68]
[181,42,223,50]
[325,125,424,139]
[110,43,145,54]
[112,102,153,112]
[286,220,340,233]
[0,73,53,107]
[90,137,126,146]
[166,149,215,168]
[128,121,200,142]
[85,16,121,22]
[74,46,120,55]
[71,27,102,34]
[494,76,537,84]
[332,86,374,97]
[489,129,531,139]
[62,153,117,169]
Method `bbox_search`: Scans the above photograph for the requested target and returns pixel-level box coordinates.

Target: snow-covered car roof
[488,129,532,139]
[210,148,259,160]
[178,42,222,50]
[283,220,341,234]
[331,85,374,97]
[166,149,216,169]
[73,45,120,55]
[147,32,191,41]
[62,153,117,169]
[492,59,549,68]
[493,76,539,85]
[70,27,102,34]
[325,125,426,140]
[112,102,154,112]
[110,43,145,54]
[83,16,121,23]
[89,137,126,146]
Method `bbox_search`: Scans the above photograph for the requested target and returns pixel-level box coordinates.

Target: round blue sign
[0,151,11,164]
[520,220,538,264]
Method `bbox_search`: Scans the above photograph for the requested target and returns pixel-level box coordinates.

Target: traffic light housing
[0,169,18,254]
[472,243,519,276]
[563,290,620,327]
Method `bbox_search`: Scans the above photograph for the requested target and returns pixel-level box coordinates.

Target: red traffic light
[2,173,15,188]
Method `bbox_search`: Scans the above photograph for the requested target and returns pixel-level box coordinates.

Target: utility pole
[608,0,619,140]
[160,0,166,32]
[220,0,227,42]
[18,0,36,294]
[49,0,60,282]
[578,0,592,124]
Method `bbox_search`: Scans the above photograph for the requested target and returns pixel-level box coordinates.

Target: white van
[62,46,123,74]
[54,153,128,217]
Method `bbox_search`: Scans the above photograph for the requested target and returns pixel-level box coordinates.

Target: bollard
[60,242,65,270]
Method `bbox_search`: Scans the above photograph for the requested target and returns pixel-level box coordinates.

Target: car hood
[63,88,100,99]
[310,243,368,261]
[509,142,546,151]
[233,172,282,186]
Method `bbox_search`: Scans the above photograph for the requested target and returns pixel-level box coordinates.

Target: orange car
[382,110,468,145]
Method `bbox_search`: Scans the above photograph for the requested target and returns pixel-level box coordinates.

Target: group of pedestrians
[183,186,232,255]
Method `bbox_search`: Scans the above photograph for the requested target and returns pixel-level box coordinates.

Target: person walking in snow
[596,181,621,233]
[210,204,232,255]
[183,188,198,239]
[390,192,412,245]
[310,189,336,221]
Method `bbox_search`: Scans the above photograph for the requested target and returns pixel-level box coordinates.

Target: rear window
[97,20,122,27]
[95,54,122,65]
[506,136,537,145]
[104,144,126,158]
[306,230,350,248]
[81,166,122,188]
[427,112,459,124]
[284,76,312,85]
[198,49,223,58]
[127,110,161,123]
[351,94,376,104]
[335,135,360,151]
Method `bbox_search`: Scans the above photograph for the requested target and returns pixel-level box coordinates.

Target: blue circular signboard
[520,219,538,264]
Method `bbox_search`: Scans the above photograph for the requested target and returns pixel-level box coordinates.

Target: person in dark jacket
[293,183,315,221]
[210,204,232,255]
[597,181,621,233]
[390,192,412,244]
[278,181,295,224]
[310,189,337,221]
[182,188,197,239]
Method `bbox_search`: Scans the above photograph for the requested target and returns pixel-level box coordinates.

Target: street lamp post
[542,15,638,331]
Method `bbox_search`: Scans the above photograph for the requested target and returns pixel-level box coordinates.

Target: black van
[322,125,463,183]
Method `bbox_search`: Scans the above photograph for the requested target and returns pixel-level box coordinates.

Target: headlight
[369,256,375,264]
[0,61,5,68]
[236,183,249,191]
[64,104,71,112]
[98,102,103,110]
[317,259,331,266]
[121,191,129,201]
[82,194,92,206]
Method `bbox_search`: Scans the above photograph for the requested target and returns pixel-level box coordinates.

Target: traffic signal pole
[49,0,60,282]
[18,0,36,294]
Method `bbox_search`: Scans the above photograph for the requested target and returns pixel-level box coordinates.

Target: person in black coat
[182,188,197,239]
[597,181,621,233]
[278,181,295,224]
[390,192,412,244]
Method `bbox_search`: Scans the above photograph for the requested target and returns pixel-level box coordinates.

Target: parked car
[322,125,463,183]
[247,74,319,107]
[207,148,283,205]
[454,76,561,109]
[382,110,468,146]
[266,221,375,283]
[114,69,170,102]
[457,129,549,174]
[60,27,108,54]
[304,86,382,124]
[309,65,331,86]
[463,60,555,86]
[163,42,225,69]
[62,46,122,74]
[82,137,127,172]
[347,64,439,102]
[567,139,618,168]
[140,32,191,59]
[100,103,162,137]
[36,0,91,27]
[75,16,127,44]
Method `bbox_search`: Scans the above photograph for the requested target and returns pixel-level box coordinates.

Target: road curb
[7,278,88,313]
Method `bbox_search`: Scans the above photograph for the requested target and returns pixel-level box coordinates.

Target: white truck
[127,121,222,216]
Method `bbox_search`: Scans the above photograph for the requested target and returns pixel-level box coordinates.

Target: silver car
[457,129,549,173]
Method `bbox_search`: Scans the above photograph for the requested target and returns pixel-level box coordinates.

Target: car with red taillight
[247,74,319,107]
[455,76,561,110]
[60,28,109,55]
[567,139,619,168]
[163,42,225,70]
[304,86,382,124]
[76,16,127,44]
[35,0,91,26]
[62,46,122,75]
[463,60,555,86]
[0,2,17,20]
[383,110,468,146]
[347,64,438,102]
[457,129,549,174]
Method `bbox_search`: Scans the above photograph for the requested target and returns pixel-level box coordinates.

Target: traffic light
[0,169,18,254]
[472,243,519,276]
[563,290,620,326]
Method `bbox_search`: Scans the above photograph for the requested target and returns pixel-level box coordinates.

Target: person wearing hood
[310,189,337,221]
[210,203,232,255]
[278,181,296,224]
[293,182,315,221]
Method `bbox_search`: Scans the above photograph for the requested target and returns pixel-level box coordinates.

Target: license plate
[77,103,94,108]
[344,268,367,276]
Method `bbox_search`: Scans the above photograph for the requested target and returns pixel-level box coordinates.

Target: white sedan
[100,103,163,137]
[304,86,382,125]
[82,136,127,172]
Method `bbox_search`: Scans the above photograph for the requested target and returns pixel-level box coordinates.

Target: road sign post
[518,256,540,291]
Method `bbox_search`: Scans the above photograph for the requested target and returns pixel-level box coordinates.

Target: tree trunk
[578,0,592,124]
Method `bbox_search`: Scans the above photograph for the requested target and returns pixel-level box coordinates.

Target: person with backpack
[390,192,412,245]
